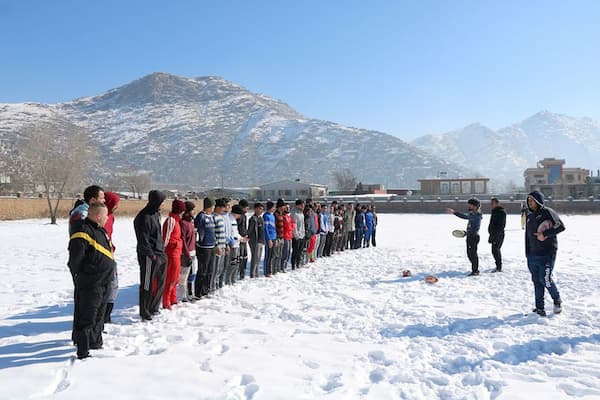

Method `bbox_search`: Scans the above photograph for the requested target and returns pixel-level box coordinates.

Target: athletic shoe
[532,308,547,317]
[554,300,563,314]
[467,271,480,276]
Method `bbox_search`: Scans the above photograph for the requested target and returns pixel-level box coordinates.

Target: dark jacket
[68,218,115,288]
[248,214,266,245]
[355,210,366,231]
[237,213,248,238]
[454,211,482,237]
[180,214,196,259]
[488,206,507,240]
[525,191,565,257]
[133,190,166,257]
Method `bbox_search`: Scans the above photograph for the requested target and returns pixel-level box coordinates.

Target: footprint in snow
[321,373,343,392]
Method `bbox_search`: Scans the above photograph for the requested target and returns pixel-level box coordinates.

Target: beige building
[524,158,590,198]
[259,180,328,200]
[418,178,489,196]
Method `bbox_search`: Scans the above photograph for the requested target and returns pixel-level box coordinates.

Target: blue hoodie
[453,210,482,237]
[263,212,277,241]
[525,191,565,257]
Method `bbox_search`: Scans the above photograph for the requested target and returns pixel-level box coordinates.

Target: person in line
[364,205,374,248]
[248,202,265,278]
[225,204,242,285]
[212,199,228,291]
[237,199,250,280]
[263,201,277,277]
[317,204,328,258]
[195,197,217,297]
[447,198,483,276]
[103,191,120,323]
[525,191,565,316]
[179,201,197,302]
[68,203,115,359]
[303,199,316,264]
[281,203,294,272]
[354,204,366,249]
[344,203,355,250]
[69,185,106,235]
[272,199,286,273]
[291,199,306,270]
[133,190,167,321]
[488,197,507,272]
[162,199,185,310]
[371,205,378,247]
[324,204,335,256]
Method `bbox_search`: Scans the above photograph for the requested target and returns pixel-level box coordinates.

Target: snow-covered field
[1,214,599,400]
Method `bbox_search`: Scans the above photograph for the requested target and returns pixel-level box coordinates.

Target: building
[418,178,489,196]
[524,158,590,198]
[259,180,328,200]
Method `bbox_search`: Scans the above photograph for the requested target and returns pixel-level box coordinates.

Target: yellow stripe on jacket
[70,232,114,261]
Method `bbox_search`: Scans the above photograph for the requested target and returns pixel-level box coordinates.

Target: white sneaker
[553,301,562,314]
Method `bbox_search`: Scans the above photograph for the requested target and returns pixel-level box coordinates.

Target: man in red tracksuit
[162,200,185,310]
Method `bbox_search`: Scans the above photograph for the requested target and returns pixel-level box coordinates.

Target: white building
[259,180,328,200]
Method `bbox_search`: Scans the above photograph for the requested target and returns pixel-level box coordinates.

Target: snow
[1,214,599,399]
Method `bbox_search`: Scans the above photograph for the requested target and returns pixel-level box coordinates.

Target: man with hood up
[525,190,565,316]
[488,197,507,272]
[134,190,167,321]
[447,198,483,276]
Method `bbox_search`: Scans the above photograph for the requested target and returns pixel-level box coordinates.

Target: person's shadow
[0,284,140,369]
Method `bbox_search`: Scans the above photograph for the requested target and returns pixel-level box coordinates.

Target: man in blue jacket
[525,191,564,316]
[262,201,277,277]
[447,198,483,276]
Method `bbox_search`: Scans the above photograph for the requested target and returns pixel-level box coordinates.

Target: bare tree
[17,119,93,224]
[332,168,357,192]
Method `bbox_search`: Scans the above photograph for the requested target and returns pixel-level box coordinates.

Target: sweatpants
[219,250,230,288]
[355,230,364,249]
[271,239,283,274]
[281,239,291,272]
[73,280,109,358]
[163,249,182,308]
[364,227,372,247]
[225,247,240,285]
[307,235,317,261]
[371,228,377,247]
[466,235,480,273]
[264,242,273,276]
[238,242,248,280]
[213,250,226,291]
[138,253,167,318]
[317,234,327,258]
[196,247,216,296]
[249,242,264,278]
[527,254,561,310]
[291,238,304,269]
[179,251,195,299]
[490,233,505,270]
[324,232,334,256]
[346,231,355,250]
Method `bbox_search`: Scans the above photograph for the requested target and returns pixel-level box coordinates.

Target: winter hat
[467,197,481,207]
[185,201,196,213]
[276,198,286,208]
[203,197,214,209]
[172,199,186,214]
[104,191,120,214]
[528,191,545,207]
[239,199,249,208]
[231,204,244,215]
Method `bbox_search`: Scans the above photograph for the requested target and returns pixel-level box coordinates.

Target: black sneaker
[492,268,502,273]
[532,308,547,317]
[467,271,480,276]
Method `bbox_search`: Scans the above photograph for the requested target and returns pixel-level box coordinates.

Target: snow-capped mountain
[1,72,466,189]
[412,111,600,189]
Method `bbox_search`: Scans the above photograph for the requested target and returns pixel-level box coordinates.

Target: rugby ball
[424,275,439,284]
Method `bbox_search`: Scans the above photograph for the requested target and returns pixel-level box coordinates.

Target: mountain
[412,111,600,189]
[1,72,466,189]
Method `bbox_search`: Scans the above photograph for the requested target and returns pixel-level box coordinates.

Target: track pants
[138,253,167,318]
[466,235,480,273]
[527,254,561,310]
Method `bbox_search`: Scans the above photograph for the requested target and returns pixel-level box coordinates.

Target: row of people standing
[133,195,379,321]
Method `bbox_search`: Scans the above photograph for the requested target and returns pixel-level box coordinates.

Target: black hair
[83,185,104,203]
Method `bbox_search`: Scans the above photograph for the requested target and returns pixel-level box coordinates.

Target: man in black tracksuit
[68,203,115,359]
[525,190,564,316]
[448,198,483,276]
[488,197,507,272]
[236,200,250,280]
[133,190,167,321]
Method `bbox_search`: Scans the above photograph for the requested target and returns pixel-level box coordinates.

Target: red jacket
[180,214,196,259]
[162,212,183,255]
[103,191,120,241]
[282,213,294,241]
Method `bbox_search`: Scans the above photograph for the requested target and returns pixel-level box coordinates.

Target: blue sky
[1,0,599,139]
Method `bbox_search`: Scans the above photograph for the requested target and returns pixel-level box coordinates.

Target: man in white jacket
[291,200,306,270]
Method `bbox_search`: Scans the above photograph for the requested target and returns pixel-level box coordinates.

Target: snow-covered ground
[0,214,599,399]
